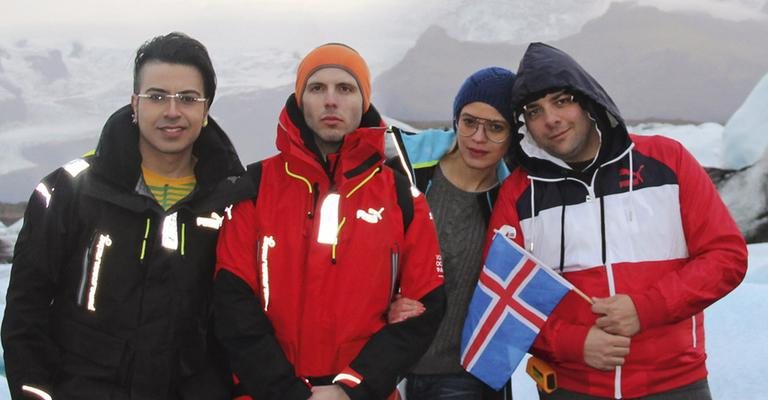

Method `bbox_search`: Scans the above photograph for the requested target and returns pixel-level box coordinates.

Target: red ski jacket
[215,96,445,400]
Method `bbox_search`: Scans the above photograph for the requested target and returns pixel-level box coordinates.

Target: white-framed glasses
[135,92,207,106]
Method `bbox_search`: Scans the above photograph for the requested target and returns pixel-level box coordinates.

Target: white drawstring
[628,151,635,222]
[629,148,634,195]
[528,176,536,253]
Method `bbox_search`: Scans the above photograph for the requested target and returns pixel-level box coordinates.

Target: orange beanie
[295,43,371,112]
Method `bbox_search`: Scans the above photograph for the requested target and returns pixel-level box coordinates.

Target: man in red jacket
[489,42,748,399]
[213,43,446,400]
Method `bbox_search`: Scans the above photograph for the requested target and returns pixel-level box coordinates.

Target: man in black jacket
[2,32,253,399]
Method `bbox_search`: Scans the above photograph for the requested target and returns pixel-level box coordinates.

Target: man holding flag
[467,43,747,399]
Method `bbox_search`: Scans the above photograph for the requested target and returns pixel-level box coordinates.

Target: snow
[630,122,724,168]
[430,0,611,44]
[722,72,768,169]
[0,221,21,253]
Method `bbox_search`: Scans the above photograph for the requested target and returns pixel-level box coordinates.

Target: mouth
[158,126,186,136]
[550,128,570,141]
[320,115,343,128]
[467,147,489,157]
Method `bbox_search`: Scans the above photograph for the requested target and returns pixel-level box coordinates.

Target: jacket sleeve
[338,191,446,400]
[213,200,311,400]
[630,140,748,331]
[1,171,70,399]
[486,175,591,365]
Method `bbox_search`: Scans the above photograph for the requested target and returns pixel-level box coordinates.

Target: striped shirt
[142,167,196,210]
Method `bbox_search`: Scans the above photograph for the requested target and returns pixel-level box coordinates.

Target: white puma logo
[356,207,384,224]
[196,211,225,230]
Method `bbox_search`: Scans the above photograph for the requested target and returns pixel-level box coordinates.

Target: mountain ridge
[374,2,768,124]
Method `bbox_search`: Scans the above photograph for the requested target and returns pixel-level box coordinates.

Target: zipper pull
[308,182,320,219]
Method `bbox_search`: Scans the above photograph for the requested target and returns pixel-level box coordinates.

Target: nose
[165,97,182,118]
[471,123,488,142]
[323,90,338,108]
[542,106,561,128]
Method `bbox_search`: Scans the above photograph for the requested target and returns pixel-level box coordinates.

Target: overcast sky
[1,0,766,76]
[4,0,765,44]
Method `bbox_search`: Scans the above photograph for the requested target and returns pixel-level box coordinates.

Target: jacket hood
[275,94,386,182]
[510,43,632,177]
[91,105,245,192]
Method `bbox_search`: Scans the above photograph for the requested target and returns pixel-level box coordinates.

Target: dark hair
[133,32,217,104]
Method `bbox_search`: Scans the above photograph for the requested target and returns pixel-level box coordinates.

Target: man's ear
[130,94,138,123]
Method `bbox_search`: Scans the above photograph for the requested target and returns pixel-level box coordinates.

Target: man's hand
[387,294,425,324]
[592,294,641,336]
[583,325,631,371]
[308,384,351,400]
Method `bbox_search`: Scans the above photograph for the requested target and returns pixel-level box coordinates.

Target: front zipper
[529,154,634,399]
[389,245,400,303]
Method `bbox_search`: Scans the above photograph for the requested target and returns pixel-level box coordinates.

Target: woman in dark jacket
[390,67,517,400]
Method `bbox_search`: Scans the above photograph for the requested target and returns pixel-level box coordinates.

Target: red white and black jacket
[488,43,748,399]
[214,95,445,400]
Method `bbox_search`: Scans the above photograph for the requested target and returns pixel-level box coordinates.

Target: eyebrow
[144,87,203,96]
[306,78,358,86]
[460,112,506,124]
[524,90,568,109]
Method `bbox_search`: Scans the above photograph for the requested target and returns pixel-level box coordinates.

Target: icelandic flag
[460,227,574,389]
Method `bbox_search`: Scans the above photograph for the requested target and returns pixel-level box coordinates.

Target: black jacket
[2,105,254,399]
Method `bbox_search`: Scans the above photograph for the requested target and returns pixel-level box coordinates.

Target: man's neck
[439,151,498,193]
[566,159,593,172]
[140,149,196,178]
[315,138,343,161]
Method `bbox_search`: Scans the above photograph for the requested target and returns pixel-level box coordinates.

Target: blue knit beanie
[452,67,516,128]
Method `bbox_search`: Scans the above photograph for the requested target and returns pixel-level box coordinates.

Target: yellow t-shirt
[142,167,196,210]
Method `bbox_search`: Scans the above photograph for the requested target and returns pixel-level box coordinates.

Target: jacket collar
[85,105,248,212]
[90,105,245,193]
